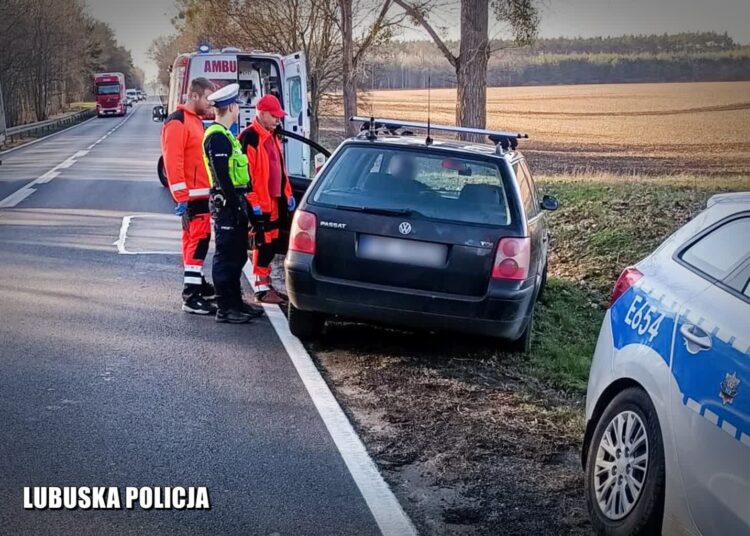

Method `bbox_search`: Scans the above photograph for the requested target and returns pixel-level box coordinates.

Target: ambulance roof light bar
[350,116,528,152]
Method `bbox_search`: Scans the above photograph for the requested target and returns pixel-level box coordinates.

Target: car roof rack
[350,116,528,153]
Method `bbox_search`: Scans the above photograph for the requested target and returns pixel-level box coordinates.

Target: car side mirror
[540,194,559,211]
[152,105,165,122]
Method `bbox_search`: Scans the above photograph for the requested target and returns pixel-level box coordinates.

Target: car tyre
[507,305,534,354]
[585,387,665,536]
[157,156,168,188]
[288,303,325,341]
[537,261,548,302]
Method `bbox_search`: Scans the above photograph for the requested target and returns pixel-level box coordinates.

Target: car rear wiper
[335,204,414,216]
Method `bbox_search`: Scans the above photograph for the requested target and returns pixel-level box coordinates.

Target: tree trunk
[455,0,489,141]
[340,0,357,137]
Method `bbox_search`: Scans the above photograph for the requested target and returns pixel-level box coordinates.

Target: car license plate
[358,235,447,268]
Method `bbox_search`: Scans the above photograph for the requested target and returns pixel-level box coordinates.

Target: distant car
[125,89,138,105]
[582,192,750,534]
[284,117,558,351]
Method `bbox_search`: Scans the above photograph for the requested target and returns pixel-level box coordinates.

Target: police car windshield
[97,84,120,95]
[313,145,512,226]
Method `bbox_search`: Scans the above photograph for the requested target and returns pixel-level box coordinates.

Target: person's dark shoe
[201,279,216,300]
[182,295,218,315]
[254,289,286,305]
[241,301,265,318]
[215,308,252,324]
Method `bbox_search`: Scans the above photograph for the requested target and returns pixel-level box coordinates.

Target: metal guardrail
[5,108,97,141]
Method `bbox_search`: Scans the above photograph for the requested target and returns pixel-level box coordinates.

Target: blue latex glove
[252,204,262,216]
[175,202,188,216]
[288,196,296,212]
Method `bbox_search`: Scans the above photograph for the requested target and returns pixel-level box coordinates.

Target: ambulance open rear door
[282,52,310,178]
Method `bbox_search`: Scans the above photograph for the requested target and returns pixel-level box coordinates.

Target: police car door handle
[679,323,712,351]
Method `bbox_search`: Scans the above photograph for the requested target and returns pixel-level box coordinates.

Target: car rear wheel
[506,305,534,354]
[288,303,325,341]
[157,156,168,188]
[585,387,664,535]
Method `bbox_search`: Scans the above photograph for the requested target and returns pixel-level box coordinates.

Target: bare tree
[393,0,539,138]
[335,0,416,136]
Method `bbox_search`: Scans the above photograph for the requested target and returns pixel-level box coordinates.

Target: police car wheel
[585,387,665,535]
[157,156,168,188]
[288,303,325,341]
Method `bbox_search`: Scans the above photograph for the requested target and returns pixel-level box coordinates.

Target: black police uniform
[203,126,252,321]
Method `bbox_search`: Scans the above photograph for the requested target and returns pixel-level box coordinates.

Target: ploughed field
[355,81,750,175]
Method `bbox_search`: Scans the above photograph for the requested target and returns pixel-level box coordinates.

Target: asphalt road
[0,102,388,535]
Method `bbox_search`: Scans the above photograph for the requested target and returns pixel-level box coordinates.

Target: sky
[85,0,750,83]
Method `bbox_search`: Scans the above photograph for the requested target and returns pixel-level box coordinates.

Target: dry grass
[355,82,750,174]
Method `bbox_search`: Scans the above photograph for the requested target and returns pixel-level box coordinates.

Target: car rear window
[312,145,513,226]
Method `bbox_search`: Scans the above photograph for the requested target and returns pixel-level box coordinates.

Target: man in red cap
[239,94,295,304]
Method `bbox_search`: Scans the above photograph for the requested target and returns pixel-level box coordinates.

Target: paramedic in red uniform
[238,94,295,304]
[161,77,217,314]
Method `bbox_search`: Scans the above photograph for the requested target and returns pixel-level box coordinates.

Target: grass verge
[526,173,750,391]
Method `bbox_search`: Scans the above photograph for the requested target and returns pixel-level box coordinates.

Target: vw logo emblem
[398,222,412,235]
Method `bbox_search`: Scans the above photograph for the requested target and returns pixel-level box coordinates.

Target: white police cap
[207,83,240,107]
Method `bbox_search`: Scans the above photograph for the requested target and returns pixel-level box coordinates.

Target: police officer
[203,83,264,323]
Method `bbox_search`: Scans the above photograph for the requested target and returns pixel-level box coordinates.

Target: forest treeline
[362,32,750,89]
[0,0,143,126]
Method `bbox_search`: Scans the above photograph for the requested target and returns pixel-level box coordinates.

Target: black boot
[215,308,252,324]
[182,295,218,315]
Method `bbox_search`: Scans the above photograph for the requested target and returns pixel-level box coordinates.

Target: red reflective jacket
[161,105,211,202]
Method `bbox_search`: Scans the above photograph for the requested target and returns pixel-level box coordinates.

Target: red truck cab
[94,73,127,117]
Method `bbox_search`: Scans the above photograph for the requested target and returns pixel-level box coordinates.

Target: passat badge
[320,221,346,230]
[398,222,412,235]
[720,372,740,405]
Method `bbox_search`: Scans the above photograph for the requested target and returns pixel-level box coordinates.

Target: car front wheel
[585,387,665,535]
[288,303,325,341]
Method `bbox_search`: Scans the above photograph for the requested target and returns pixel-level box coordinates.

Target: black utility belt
[186,198,210,214]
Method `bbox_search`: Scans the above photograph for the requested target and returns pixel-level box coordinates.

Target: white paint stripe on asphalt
[113,214,182,255]
[241,263,417,536]
[0,110,138,209]
[0,115,97,157]
[0,187,36,208]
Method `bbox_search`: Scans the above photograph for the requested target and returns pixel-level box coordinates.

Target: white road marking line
[241,263,417,536]
[36,170,60,184]
[0,116,97,157]
[0,187,36,208]
[0,110,138,209]
[113,215,181,255]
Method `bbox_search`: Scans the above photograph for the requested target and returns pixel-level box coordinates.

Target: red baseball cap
[256,94,286,118]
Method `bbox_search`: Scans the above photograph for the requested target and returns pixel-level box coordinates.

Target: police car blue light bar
[349,116,529,140]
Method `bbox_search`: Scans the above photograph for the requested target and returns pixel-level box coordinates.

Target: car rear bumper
[285,252,536,339]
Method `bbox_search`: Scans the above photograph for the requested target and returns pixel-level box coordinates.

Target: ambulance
[153,46,324,194]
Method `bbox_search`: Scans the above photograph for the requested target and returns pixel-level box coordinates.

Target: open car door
[282,52,310,179]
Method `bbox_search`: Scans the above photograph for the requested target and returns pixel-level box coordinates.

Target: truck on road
[95,72,127,117]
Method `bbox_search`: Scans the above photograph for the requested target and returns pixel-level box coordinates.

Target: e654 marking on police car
[610,287,676,362]
[623,294,666,343]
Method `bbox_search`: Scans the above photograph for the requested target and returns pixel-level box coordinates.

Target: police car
[582,192,750,534]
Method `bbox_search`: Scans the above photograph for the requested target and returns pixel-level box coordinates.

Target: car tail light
[609,266,643,307]
[290,210,316,254]
[492,237,530,280]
